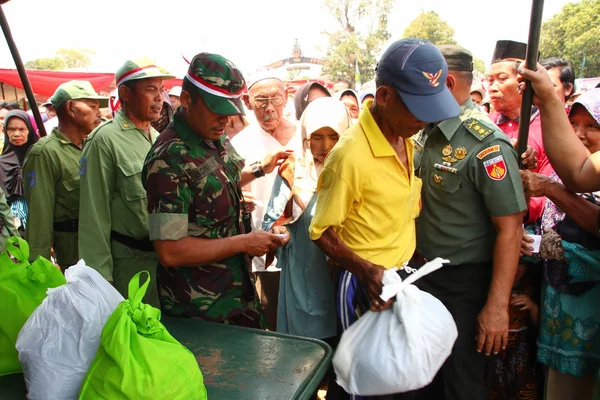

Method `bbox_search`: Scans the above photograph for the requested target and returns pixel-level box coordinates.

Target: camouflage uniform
[143,112,262,327]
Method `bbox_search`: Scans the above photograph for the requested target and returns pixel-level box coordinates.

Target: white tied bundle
[16,260,124,400]
[333,258,458,396]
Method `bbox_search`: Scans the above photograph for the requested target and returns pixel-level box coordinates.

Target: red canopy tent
[0,68,183,98]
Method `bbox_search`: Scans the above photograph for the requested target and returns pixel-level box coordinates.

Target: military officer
[413,46,527,400]
[143,53,288,327]
[79,58,173,306]
[23,81,107,270]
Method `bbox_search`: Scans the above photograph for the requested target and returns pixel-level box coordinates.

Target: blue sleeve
[262,174,292,231]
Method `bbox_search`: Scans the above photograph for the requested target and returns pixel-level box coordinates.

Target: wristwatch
[251,161,265,178]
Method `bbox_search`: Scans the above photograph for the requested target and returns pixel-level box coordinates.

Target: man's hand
[521,230,535,257]
[510,139,538,171]
[270,225,291,247]
[476,303,509,356]
[242,191,258,213]
[511,293,540,325]
[244,230,285,257]
[521,170,551,198]
[517,63,559,107]
[359,263,393,312]
[261,150,292,175]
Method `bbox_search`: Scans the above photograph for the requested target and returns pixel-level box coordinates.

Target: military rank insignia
[27,171,36,188]
[483,155,507,181]
[464,118,494,140]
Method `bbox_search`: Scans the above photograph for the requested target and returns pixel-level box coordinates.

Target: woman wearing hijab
[293,81,331,120]
[262,97,351,340]
[0,110,39,232]
[336,88,360,120]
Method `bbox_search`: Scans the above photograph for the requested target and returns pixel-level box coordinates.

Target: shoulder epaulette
[464,118,494,141]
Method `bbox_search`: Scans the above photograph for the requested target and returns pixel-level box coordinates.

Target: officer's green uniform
[23,129,82,267]
[415,98,527,262]
[79,111,160,306]
[78,59,173,307]
[0,187,18,251]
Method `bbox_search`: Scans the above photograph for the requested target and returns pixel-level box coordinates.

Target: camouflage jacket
[143,111,260,325]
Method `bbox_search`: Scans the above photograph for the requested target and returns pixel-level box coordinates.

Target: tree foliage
[321,0,393,86]
[402,11,456,45]
[25,48,93,70]
[539,0,600,78]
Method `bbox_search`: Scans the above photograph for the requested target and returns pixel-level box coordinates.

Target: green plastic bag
[0,236,66,376]
[79,271,208,400]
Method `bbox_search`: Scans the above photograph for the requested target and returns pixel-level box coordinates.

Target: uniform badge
[464,118,494,140]
[433,173,444,185]
[454,147,467,160]
[476,145,500,159]
[483,155,507,181]
[442,144,453,156]
[79,158,87,176]
[27,171,36,188]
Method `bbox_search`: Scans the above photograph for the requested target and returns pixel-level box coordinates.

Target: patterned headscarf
[571,88,600,126]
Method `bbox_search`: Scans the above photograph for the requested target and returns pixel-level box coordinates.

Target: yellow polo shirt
[309,100,422,269]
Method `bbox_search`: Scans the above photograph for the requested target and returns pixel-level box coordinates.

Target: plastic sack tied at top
[0,236,66,376]
[79,270,208,400]
[333,258,458,396]
[16,260,125,399]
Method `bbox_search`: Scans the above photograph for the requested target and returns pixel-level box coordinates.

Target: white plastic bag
[15,260,124,400]
[333,258,458,396]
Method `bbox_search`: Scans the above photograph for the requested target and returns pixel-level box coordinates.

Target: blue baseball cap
[376,38,459,123]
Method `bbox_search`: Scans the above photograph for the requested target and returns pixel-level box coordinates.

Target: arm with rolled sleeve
[471,140,527,354]
[78,138,116,280]
[24,150,57,262]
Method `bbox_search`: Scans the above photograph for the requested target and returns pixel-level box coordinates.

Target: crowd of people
[0,36,598,400]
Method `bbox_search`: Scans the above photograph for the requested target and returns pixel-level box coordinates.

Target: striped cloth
[10,197,27,230]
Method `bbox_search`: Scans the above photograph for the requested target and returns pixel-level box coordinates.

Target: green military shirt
[79,110,159,304]
[142,112,261,326]
[0,187,18,251]
[415,99,527,265]
[23,128,81,267]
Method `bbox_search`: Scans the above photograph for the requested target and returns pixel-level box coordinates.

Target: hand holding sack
[16,260,124,399]
[333,258,458,396]
[79,271,208,400]
[0,236,66,376]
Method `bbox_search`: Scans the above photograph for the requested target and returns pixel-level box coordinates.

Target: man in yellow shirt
[309,39,459,398]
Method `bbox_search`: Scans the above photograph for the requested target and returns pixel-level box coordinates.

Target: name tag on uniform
[187,157,219,184]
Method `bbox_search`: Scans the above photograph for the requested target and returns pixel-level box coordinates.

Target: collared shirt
[416,99,527,265]
[143,111,259,322]
[309,99,422,269]
[78,110,158,281]
[23,128,82,266]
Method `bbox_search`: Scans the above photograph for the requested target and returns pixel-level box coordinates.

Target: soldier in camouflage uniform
[143,53,290,328]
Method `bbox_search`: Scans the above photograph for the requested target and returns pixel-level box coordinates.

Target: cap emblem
[422,69,443,87]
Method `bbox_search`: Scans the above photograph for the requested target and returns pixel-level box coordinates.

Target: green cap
[115,57,175,87]
[51,80,109,108]
[183,52,246,116]
[437,45,473,72]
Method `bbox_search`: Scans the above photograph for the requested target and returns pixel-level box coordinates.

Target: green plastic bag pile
[79,271,208,400]
[0,236,66,376]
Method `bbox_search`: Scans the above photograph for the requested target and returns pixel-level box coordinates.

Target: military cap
[437,45,473,72]
[491,40,527,63]
[51,80,109,109]
[183,52,246,116]
[115,57,174,87]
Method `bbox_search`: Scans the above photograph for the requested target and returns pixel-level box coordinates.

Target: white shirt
[231,122,300,271]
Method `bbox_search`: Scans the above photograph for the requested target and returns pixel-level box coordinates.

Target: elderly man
[309,38,460,400]
[540,57,575,106]
[414,46,527,400]
[24,81,107,270]
[78,58,173,306]
[231,76,298,329]
[143,52,288,327]
[486,40,552,223]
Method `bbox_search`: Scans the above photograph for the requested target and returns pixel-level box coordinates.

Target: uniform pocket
[117,161,145,201]
[430,171,461,194]
[61,178,79,192]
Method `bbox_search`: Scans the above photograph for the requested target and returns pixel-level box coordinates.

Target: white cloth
[231,123,300,271]
[43,117,58,134]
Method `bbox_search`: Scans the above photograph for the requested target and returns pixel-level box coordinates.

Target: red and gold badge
[483,155,506,181]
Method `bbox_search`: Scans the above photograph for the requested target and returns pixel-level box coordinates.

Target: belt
[54,219,79,233]
[110,230,154,252]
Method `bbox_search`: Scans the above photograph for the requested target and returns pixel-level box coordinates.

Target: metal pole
[0,3,47,136]
[517,0,544,169]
